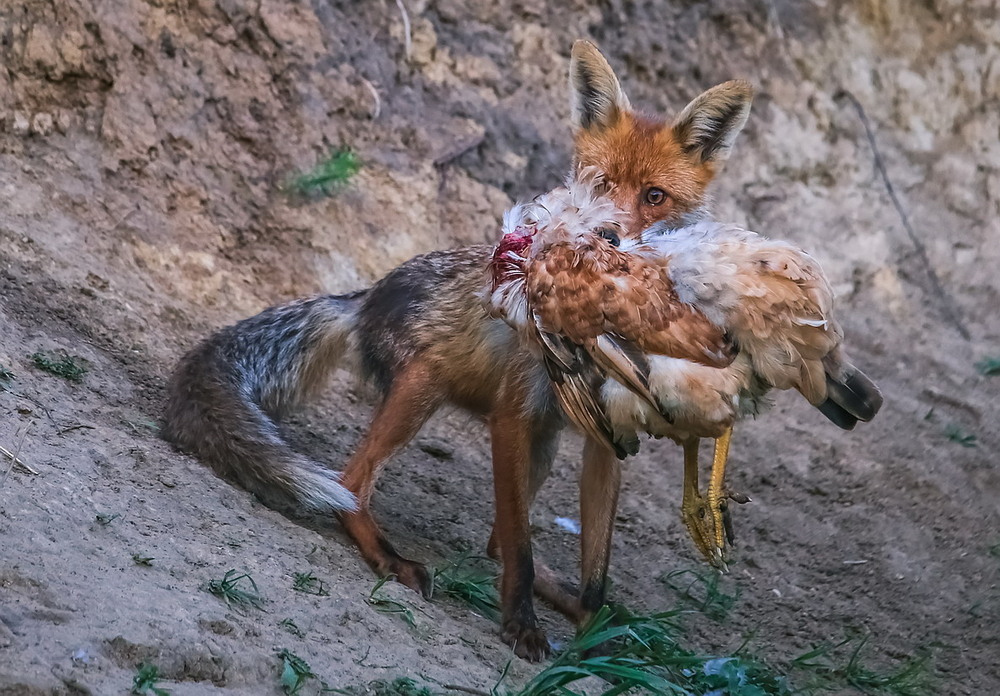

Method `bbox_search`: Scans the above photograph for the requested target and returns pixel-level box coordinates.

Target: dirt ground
[1,0,998,694]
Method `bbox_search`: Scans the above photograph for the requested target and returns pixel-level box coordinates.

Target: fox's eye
[644,188,667,206]
[598,228,620,247]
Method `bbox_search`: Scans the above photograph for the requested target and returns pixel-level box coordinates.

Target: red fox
[162,41,753,661]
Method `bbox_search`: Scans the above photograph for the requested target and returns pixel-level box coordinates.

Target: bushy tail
[815,355,883,431]
[162,293,366,513]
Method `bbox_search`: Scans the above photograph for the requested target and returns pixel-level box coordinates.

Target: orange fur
[569,41,752,237]
[574,113,715,235]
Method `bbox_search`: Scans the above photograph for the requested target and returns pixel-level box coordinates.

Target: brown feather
[535,330,635,459]
[527,243,735,368]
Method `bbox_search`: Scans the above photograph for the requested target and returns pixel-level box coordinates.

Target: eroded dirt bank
[1,0,998,693]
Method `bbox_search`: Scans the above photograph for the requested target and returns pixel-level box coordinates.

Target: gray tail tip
[296,471,358,513]
[328,486,358,513]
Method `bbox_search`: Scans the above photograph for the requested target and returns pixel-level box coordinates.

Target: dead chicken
[486,173,883,567]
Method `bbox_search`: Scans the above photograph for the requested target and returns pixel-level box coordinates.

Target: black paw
[501,618,550,662]
[387,558,433,599]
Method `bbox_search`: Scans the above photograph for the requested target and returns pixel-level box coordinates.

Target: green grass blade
[287,149,361,197]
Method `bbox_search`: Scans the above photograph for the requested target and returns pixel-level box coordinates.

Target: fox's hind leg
[338,360,442,597]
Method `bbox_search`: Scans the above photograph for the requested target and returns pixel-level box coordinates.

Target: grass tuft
[333,677,440,696]
[792,635,935,696]
[662,568,739,622]
[279,618,304,637]
[206,569,265,612]
[31,350,87,382]
[96,512,121,525]
[131,663,170,696]
[944,424,977,448]
[287,149,361,197]
[975,356,1000,376]
[0,365,13,385]
[132,553,154,566]
[514,605,788,696]
[277,648,316,695]
[292,571,330,596]
[366,576,417,627]
[433,555,501,622]
[332,608,934,696]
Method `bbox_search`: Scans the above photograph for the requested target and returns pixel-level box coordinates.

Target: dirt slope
[1,0,998,694]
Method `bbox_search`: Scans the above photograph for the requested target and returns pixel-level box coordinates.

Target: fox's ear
[570,40,631,131]
[672,80,753,164]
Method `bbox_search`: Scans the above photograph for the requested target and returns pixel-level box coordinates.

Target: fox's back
[356,245,541,416]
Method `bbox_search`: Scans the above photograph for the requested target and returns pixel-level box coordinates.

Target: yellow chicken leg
[680,438,723,569]
[707,427,733,561]
[681,430,748,570]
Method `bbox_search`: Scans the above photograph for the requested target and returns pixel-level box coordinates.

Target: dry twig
[1,425,34,487]
[433,133,485,168]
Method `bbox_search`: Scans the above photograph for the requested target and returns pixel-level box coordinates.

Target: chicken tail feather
[818,363,883,429]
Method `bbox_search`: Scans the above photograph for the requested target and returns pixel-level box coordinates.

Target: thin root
[394,0,412,62]
[360,78,381,119]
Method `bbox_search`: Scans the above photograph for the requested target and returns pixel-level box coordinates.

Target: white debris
[554,516,580,534]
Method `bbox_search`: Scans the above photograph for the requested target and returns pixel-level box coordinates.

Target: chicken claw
[706,428,733,553]
[681,431,750,570]
[681,438,726,569]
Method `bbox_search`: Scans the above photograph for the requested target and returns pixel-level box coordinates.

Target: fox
[162,40,753,661]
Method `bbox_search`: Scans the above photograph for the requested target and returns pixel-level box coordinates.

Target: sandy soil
[1,0,998,694]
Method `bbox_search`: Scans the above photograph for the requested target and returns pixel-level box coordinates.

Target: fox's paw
[501,619,550,662]
[388,559,433,599]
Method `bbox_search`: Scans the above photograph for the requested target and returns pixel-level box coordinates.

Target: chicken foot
[681,429,750,570]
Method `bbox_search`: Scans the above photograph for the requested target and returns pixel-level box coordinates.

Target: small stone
[212,24,237,43]
[409,18,438,67]
[24,24,63,77]
[86,273,109,290]
[55,109,74,134]
[12,111,30,135]
[418,438,454,460]
[58,31,87,72]
[31,112,54,136]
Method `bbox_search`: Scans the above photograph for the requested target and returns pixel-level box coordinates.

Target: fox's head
[569,41,753,237]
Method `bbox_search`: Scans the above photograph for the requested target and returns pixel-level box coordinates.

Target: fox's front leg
[338,361,441,597]
[490,379,549,661]
[578,436,621,623]
[486,410,581,621]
